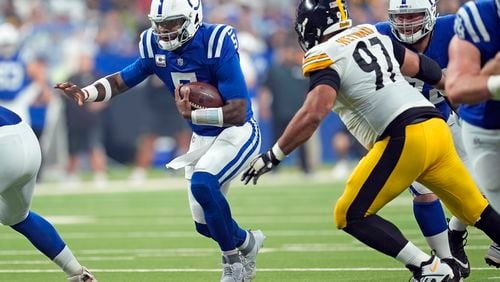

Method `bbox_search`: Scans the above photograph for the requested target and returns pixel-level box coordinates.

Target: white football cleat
[67,267,97,282]
[220,262,244,282]
[241,230,266,281]
[407,256,455,282]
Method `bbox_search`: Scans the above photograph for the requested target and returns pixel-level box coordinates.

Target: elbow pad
[416,54,442,86]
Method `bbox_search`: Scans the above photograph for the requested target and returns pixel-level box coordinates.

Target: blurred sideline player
[376,0,476,276]
[0,22,51,128]
[0,105,96,282]
[242,0,500,280]
[55,0,265,281]
[446,0,500,268]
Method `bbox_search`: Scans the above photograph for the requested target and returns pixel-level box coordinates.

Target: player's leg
[334,122,455,280]
[190,119,261,281]
[445,114,472,275]
[461,121,500,267]
[417,119,500,272]
[0,122,95,281]
[410,184,452,260]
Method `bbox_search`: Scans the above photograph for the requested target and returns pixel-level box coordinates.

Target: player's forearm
[221,99,247,126]
[446,74,492,104]
[82,73,129,102]
[277,108,322,155]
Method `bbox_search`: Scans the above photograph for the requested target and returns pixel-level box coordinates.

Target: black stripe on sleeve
[309,68,341,92]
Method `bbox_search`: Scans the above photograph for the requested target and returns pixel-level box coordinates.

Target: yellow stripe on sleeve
[302,58,334,76]
[303,53,329,65]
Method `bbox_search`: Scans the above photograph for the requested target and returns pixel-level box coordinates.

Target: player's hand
[480,52,500,76]
[174,84,192,119]
[54,82,87,106]
[241,149,281,185]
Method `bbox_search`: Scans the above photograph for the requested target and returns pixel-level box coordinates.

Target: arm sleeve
[309,68,341,92]
[415,54,442,86]
[120,58,153,88]
[215,53,249,100]
[391,39,406,66]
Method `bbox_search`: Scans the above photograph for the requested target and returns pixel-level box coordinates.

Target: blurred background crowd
[0,0,467,185]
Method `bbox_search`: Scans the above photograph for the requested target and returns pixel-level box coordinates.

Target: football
[180,82,224,109]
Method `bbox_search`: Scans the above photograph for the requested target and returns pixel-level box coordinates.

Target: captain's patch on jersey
[155,54,166,67]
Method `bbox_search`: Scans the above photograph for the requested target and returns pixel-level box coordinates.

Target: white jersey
[302,24,434,149]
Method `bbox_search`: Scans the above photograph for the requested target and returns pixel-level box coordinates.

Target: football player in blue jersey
[376,0,473,277]
[0,22,50,127]
[55,1,264,281]
[446,0,500,268]
[0,105,96,282]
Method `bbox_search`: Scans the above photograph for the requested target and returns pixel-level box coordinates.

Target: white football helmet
[0,22,20,58]
[388,0,438,44]
[148,0,203,51]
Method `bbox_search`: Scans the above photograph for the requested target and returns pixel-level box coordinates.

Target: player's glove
[241,144,286,185]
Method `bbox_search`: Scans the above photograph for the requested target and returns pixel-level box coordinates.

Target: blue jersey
[376,15,455,120]
[0,52,32,101]
[0,105,21,126]
[120,24,253,136]
[454,0,500,129]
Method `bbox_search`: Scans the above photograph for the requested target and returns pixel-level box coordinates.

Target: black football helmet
[295,0,352,51]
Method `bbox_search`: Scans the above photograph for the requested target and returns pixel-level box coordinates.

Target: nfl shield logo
[177,58,184,66]
[155,54,166,67]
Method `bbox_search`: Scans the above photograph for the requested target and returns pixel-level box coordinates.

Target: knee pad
[190,172,219,206]
[194,222,212,238]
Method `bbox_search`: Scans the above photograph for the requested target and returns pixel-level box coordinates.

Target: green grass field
[0,170,497,281]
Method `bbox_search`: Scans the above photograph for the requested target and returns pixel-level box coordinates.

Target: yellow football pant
[334,118,487,229]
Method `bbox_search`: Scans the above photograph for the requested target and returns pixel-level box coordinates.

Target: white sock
[52,246,82,276]
[425,230,452,259]
[449,216,468,232]
[396,242,431,267]
[237,230,250,250]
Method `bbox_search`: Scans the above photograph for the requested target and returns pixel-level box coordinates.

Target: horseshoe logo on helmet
[187,0,201,10]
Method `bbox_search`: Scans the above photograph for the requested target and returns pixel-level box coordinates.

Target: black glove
[241,148,281,185]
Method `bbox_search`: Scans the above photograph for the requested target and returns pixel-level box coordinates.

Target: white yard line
[0,267,497,273]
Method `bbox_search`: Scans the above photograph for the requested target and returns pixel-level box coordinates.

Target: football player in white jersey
[446,0,500,268]
[376,0,474,277]
[56,0,264,281]
[243,0,500,280]
[0,106,96,282]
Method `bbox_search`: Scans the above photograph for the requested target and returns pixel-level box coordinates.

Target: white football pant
[0,121,41,225]
[462,121,500,213]
[185,119,261,223]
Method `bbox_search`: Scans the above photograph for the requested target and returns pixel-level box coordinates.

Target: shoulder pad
[302,45,334,77]
[206,24,238,59]
[139,28,155,59]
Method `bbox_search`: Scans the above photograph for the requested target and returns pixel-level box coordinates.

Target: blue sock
[11,211,66,259]
[191,172,245,251]
[413,199,448,237]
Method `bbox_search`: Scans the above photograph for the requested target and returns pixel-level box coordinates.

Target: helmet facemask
[150,15,191,51]
[388,0,437,44]
[148,0,203,51]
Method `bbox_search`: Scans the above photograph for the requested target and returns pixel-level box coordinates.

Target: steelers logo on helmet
[388,0,438,44]
[148,0,204,51]
[295,0,353,51]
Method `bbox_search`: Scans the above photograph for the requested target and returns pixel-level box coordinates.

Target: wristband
[191,108,224,127]
[82,85,98,102]
[271,143,286,161]
[96,78,112,102]
[487,75,500,101]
